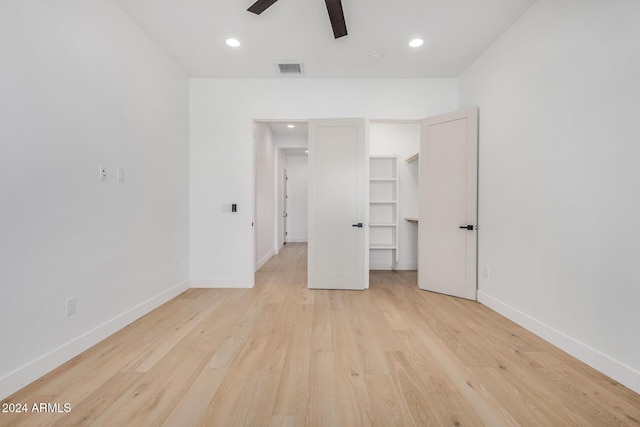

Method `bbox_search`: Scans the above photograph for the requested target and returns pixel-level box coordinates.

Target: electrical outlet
[117,168,125,182]
[99,166,107,181]
[67,298,77,316]
[483,266,490,279]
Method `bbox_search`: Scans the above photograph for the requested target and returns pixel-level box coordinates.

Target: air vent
[276,62,304,76]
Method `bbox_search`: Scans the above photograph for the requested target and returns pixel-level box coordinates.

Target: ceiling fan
[247,0,348,39]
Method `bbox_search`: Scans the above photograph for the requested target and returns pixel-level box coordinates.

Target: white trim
[250,119,257,290]
[256,249,275,271]
[190,278,249,289]
[478,291,640,394]
[0,280,190,400]
[285,238,308,243]
[369,119,420,124]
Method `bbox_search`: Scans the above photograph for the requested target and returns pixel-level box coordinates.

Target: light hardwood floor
[2,242,639,426]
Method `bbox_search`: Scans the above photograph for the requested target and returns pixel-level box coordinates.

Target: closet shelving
[406,153,419,164]
[369,155,398,269]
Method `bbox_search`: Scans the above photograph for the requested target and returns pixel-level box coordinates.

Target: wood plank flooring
[2,242,639,426]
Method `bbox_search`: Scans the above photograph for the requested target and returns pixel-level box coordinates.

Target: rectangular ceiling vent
[276,62,304,76]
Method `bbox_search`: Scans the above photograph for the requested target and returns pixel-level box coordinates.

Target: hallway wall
[286,155,308,242]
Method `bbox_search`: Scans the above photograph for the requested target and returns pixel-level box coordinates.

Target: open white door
[308,118,368,290]
[419,108,478,300]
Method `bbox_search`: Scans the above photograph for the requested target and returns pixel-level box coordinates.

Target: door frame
[250,119,309,286]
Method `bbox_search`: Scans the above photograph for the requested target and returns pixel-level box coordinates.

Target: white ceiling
[113,0,536,78]
[268,122,308,140]
[268,122,309,155]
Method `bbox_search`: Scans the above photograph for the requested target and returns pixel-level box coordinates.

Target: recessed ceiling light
[369,52,382,61]
[287,124,295,128]
[409,38,424,48]
[305,150,309,154]
[226,38,240,47]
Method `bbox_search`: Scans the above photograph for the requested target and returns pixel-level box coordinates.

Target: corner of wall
[0,280,190,400]
[478,291,640,394]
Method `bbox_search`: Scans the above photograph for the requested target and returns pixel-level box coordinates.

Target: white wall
[370,122,420,270]
[254,123,276,270]
[273,133,307,250]
[286,155,309,242]
[190,78,458,286]
[459,0,640,393]
[0,1,190,399]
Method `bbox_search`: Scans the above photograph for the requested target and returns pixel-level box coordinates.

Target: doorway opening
[250,111,477,298]
[253,120,309,279]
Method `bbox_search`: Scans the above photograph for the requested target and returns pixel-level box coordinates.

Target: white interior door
[419,108,478,300]
[308,118,368,290]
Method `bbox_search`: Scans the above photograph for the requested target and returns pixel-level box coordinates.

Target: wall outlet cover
[67,298,77,316]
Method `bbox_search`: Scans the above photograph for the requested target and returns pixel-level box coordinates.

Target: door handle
[352,223,363,228]
[459,225,474,230]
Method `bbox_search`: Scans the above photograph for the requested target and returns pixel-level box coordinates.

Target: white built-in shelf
[404,217,418,222]
[406,153,419,163]
[369,155,399,269]
[370,243,397,250]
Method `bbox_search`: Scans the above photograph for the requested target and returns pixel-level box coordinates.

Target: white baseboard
[0,280,190,401]
[285,238,307,243]
[478,291,640,394]
[189,278,248,288]
[255,249,275,271]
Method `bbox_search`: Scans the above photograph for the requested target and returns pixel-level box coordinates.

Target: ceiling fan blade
[247,0,278,15]
[325,0,347,38]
